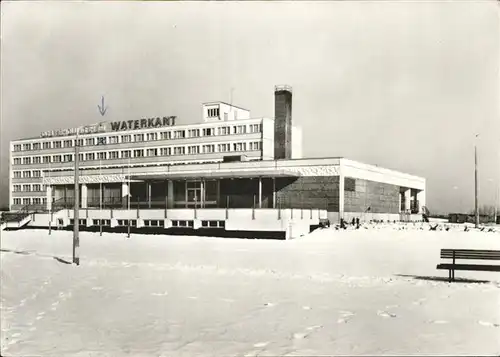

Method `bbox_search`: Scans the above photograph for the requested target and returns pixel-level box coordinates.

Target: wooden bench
[436,249,500,282]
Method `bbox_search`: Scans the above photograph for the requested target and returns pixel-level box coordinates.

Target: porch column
[258,177,262,208]
[46,185,52,211]
[81,184,88,209]
[404,188,411,213]
[122,182,129,208]
[272,177,276,208]
[399,191,403,212]
[147,182,151,208]
[167,180,174,208]
[417,190,426,214]
[339,174,345,222]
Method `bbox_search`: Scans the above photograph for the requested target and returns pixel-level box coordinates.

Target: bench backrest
[440,249,500,261]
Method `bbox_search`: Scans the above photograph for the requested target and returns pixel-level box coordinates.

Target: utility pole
[474,135,479,228]
[73,130,80,265]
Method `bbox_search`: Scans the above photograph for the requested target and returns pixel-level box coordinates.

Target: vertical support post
[339,171,345,224]
[147,182,152,209]
[194,198,197,219]
[258,177,262,208]
[165,196,168,218]
[226,196,229,219]
[252,195,256,220]
[136,196,140,218]
[272,177,276,209]
[73,132,80,266]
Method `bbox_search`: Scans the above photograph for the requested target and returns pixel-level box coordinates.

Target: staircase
[1,205,33,230]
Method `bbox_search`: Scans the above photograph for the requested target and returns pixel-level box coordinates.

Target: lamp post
[474,134,479,228]
[73,130,81,266]
[97,137,106,236]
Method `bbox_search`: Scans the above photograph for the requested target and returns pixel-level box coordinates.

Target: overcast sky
[1,1,499,214]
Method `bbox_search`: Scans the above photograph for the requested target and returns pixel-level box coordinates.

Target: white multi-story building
[9,100,303,211]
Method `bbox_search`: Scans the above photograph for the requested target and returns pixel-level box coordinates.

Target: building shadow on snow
[395,274,491,284]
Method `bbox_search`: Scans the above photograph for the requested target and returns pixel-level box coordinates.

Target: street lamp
[73,129,82,266]
[474,134,479,228]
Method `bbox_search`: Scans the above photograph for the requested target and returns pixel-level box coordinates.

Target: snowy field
[1,223,500,356]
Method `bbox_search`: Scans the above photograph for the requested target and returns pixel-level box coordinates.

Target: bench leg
[452,269,455,282]
[448,269,452,283]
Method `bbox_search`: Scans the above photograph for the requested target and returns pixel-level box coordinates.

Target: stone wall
[276,176,340,211]
[344,177,400,214]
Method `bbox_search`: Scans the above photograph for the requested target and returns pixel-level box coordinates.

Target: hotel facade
[7,86,425,238]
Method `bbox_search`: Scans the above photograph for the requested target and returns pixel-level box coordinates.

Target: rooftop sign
[110,116,176,132]
[40,123,106,138]
[39,116,176,138]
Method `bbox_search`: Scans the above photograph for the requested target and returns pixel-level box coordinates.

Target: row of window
[13,184,46,192]
[12,124,263,152]
[13,170,42,179]
[12,141,263,165]
[13,197,46,205]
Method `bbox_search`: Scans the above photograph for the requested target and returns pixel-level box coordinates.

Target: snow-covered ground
[1,223,499,356]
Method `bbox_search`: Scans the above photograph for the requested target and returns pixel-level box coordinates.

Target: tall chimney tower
[274,85,293,160]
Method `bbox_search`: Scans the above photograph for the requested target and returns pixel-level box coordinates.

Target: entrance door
[186,181,203,207]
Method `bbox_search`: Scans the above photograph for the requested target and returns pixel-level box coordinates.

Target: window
[218,126,230,136]
[64,140,73,148]
[234,125,246,134]
[22,198,31,205]
[84,138,94,146]
[13,185,21,192]
[122,150,131,159]
[173,130,185,139]
[202,144,215,153]
[33,184,41,191]
[146,148,158,157]
[53,141,62,149]
[42,198,47,205]
[160,147,171,156]
[23,171,31,178]
[13,198,21,205]
[208,108,220,117]
[121,135,132,143]
[345,178,356,192]
[146,132,157,141]
[161,131,171,140]
[249,124,261,133]
[96,137,106,145]
[63,154,73,162]
[33,143,41,150]
[134,134,144,142]
[203,128,214,136]
[23,143,32,151]
[174,146,185,155]
[77,139,84,147]
[85,153,95,161]
[13,171,21,178]
[97,152,106,160]
[13,158,21,165]
[22,157,31,165]
[133,149,144,158]
[43,142,51,149]
[33,170,41,178]
[53,155,62,163]
[233,142,246,152]
[109,151,119,160]
[188,129,200,138]
[188,145,200,155]
[109,136,119,144]
[33,197,41,205]
[78,153,84,161]
[13,144,21,152]
[218,143,230,152]
[23,184,31,192]
[33,157,41,164]
[43,156,51,164]
[249,142,261,151]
